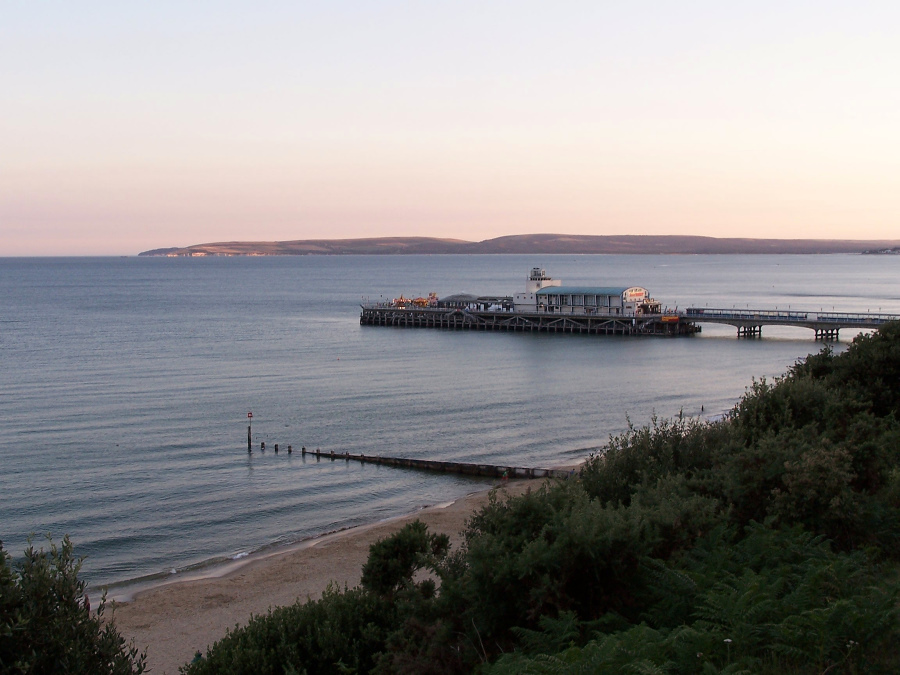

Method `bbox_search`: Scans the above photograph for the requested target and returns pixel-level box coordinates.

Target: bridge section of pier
[684,308,900,340]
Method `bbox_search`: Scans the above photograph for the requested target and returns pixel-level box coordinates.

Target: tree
[361,520,449,600]
[0,536,146,675]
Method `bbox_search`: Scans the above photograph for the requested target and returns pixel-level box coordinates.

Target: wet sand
[111,479,543,674]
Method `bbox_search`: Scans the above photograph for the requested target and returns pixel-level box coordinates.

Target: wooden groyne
[302,447,575,479]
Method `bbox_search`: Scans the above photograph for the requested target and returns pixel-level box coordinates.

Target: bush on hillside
[181,583,396,675]
[361,520,450,601]
[485,523,900,674]
[0,535,146,675]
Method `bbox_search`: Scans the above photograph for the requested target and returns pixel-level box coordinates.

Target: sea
[1,254,898,592]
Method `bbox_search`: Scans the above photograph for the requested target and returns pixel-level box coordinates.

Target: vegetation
[182,322,900,674]
[0,535,146,674]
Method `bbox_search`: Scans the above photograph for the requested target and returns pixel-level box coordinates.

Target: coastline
[110,478,547,675]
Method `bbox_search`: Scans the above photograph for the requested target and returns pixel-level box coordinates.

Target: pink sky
[3,2,899,255]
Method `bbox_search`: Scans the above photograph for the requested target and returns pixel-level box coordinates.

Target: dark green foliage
[0,536,146,675]
[371,616,465,675]
[361,520,449,600]
[185,522,450,675]
[364,524,461,675]
[487,524,900,675]
[813,321,900,418]
[188,322,900,673]
[579,414,727,506]
[181,584,395,675]
[443,479,721,645]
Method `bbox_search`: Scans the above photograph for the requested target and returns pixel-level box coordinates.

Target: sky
[2,1,899,255]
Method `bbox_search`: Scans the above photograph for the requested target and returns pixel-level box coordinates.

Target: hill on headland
[138,234,900,257]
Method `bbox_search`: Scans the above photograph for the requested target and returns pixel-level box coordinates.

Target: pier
[360,305,698,336]
[360,268,900,341]
[360,304,899,341]
[304,447,574,479]
[685,308,900,340]
[361,267,697,336]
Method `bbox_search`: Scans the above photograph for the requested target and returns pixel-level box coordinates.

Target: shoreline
[97,453,594,599]
[104,513,427,605]
[111,478,547,675]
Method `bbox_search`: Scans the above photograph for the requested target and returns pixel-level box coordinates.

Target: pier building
[512,267,562,310]
[534,286,660,316]
[512,268,660,316]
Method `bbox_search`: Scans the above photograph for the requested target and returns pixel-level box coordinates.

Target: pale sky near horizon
[2,1,899,255]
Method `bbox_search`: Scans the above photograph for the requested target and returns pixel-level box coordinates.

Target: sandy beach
[111,479,543,674]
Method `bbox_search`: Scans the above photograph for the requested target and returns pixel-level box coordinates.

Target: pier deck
[360,305,698,336]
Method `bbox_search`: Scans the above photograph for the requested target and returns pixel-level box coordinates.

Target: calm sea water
[1,254,898,589]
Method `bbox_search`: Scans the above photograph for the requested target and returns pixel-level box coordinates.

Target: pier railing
[684,308,900,339]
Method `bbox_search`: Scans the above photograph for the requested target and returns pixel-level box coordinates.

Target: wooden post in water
[247,411,253,452]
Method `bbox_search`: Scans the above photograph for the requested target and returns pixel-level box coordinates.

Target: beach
[111,479,542,674]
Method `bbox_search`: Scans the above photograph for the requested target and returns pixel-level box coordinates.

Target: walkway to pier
[685,308,900,340]
[302,447,575,479]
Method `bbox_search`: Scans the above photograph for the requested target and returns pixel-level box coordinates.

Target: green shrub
[361,520,449,600]
[0,536,146,675]
[182,584,396,675]
[430,479,721,664]
[579,414,727,506]
[486,524,900,675]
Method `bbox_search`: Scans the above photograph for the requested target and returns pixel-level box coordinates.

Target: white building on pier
[513,268,660,316]
[513,268,561,309]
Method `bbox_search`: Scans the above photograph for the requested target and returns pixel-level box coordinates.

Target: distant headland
[138,234,900,257]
